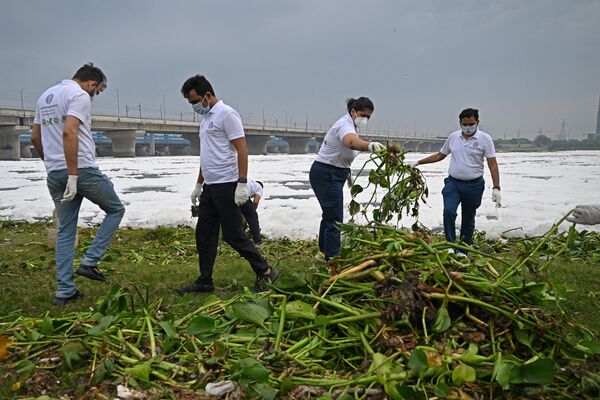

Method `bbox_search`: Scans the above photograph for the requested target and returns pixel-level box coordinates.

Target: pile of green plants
[2,143,599,399]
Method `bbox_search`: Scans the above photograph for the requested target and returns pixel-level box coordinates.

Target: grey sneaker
[252,268,281,292]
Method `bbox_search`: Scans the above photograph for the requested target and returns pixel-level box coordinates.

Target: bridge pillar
[20,143,33,158]
[246,135,269,155]
[103,130,143,157]
[170,144,191,156]
[183,133,200,156]
[0,127,22,160]
[401,141,420,151]
[286,137,309,154]
[416,142,430,152]
[307,139,321,153]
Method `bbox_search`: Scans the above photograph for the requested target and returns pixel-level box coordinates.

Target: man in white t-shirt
[412,108,501,253]
[239,179,264,244]
[178,75,279,294]
[31,63,125,305]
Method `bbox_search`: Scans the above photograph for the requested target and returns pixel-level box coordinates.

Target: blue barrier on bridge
[20,131,190,145]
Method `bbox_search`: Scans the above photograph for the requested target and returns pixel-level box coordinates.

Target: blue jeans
[47,168,125,298]
[442,176,484,245]
[309,161,350,259]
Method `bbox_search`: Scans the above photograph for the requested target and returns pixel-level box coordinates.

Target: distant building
[596,95,600,136]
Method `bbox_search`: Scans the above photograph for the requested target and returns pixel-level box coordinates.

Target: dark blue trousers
[442,176,485,245]
[309,161,350,259]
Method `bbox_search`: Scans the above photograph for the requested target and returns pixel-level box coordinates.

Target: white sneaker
[455,250,468,258]
[314,251,326,263]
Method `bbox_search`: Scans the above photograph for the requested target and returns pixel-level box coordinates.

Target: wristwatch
[238,177,247,183]
[493,186,501,190]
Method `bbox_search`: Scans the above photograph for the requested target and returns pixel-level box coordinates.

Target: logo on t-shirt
[208,121,214,129]
[45,94,54,104]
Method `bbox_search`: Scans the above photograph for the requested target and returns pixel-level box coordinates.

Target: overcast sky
[1,0,599,139]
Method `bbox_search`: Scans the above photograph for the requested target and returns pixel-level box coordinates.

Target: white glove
[234,182,249,206]
[492,188,501,208]
[61,175,78,203]
[408,161,419,168]
[191,183,203,205]
[566,204,600,225]
[367,142,385,153]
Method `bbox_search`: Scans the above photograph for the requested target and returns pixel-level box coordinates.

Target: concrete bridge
[0,107,446,160]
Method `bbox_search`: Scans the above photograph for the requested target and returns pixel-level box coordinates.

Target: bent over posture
[31,63,125,305]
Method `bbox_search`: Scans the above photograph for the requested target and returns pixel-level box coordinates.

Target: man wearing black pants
[178,75,279,293]
[239,179,264,244]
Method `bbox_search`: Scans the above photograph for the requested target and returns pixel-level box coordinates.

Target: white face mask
[354,117,368,130]
[461,125,477,135]
[192,95,210,115]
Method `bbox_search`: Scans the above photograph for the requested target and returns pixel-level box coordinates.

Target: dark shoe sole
[76,266,107,282]
[53,290,83,306]
[252,269,281,292]
[176,285,215,295]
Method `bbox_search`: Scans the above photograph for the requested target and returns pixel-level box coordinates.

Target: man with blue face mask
[410,108,501,256]
[179,74,279,293]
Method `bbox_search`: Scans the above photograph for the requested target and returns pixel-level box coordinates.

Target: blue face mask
[192,96,210,115]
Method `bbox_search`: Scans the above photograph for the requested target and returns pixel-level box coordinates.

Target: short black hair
[72,63,107,88]
[181,75,215,98]
[459,108,479,121]
[346,97,374,113]
[256,181,264,188]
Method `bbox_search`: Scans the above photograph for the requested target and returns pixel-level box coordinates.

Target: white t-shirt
[315,113,359,169]
[247,179,263,198]
[33,80,97,172]
[440,129,496,180]
[199,101,245,184]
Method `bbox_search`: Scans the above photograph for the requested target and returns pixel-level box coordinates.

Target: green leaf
[234,357,270,382]
[15,359,36,374]
[519,358,554,385]
[578,340,600,355]
[407,349,428,375]
[350,184,364,197]
[231,301,270,326]
[514,329,533,347]
[494,360,514,389]
[452,363,477,385]
[285,300,316,320]
[41,317,54,336]
[61,341,86,370]
[124,361,151,381]
[433,382,452,398]
[349,200,360,216]
[185,314,216,335]
[87,315,115,336]
[432,306,451,333]
[252,382,277,400]
[159,321,178,338]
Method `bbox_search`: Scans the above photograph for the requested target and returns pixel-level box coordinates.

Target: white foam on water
[1,151,598,239]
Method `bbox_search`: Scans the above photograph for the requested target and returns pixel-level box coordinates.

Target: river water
[1,151,598,239]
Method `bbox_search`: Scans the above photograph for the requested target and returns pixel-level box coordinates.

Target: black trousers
[195,182,268,285]
[239,199,262,244]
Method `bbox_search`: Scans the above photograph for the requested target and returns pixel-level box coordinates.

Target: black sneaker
[176,282,215,295]
[76,265,107,282]
[53,290,83,306]
[252,268,281,292]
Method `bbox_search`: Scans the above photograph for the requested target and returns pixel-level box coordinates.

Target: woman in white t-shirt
[309,97,385,261]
